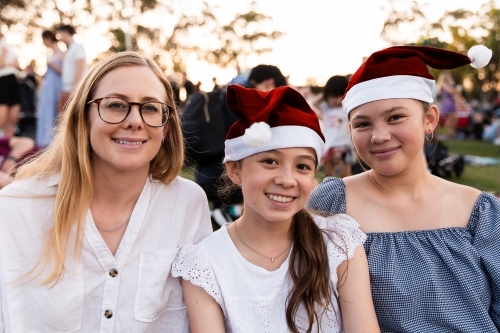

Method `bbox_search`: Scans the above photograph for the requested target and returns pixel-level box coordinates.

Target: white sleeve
[75,44,86,61]
[171,243,227,317]
[315,214,367,269]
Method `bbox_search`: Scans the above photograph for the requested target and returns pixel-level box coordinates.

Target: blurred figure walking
[0,20,21,137]
[36,30,63,146]
[56,24,87,114]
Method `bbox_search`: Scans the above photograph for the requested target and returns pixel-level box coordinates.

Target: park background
[1,0,499,192]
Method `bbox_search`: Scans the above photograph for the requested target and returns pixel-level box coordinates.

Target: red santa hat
[224,85,325,164]
[343,45,492,116]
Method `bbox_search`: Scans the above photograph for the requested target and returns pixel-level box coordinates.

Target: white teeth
[115,139,143,145]
[267,194,293,203]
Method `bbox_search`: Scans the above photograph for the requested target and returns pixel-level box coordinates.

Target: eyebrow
[106,93,165,102]
[298,155,317,163]
[265,149,317,163]
[351,106,408,120]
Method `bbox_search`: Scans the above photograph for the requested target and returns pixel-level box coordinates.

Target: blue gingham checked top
[307,177,500,333]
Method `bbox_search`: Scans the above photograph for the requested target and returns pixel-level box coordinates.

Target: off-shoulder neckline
[331,177,489,235]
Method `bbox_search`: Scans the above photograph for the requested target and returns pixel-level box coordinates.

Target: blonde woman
[0,52,212,332]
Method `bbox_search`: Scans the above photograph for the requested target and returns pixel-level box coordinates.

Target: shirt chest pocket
[134,248,185,322]
[4,267,83,332]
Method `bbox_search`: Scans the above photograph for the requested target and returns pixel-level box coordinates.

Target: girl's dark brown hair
[218,171,335,332]
[286,209,334,333]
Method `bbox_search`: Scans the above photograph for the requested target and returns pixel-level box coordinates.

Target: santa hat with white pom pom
[342,45,493,116]
[223,85,325,165]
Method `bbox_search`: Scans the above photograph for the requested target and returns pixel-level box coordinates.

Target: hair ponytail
[286,209,333,333]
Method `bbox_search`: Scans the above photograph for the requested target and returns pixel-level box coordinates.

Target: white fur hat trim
[343,75,435,116]
[224,125,325,165]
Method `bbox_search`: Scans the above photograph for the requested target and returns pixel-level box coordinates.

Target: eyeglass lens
[98,97,168,127]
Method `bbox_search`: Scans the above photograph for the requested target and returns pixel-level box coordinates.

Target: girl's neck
[236,211,293,245]
[367,156,434,198]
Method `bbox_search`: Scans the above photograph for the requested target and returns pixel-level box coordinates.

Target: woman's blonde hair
[15,51,184,284]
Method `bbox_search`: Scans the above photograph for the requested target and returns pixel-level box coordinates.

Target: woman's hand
[182,280,226,333]
[337,246,380,333]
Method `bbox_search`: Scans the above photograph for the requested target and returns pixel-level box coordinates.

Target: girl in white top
[172,85,379,333]
[0,52,212,332]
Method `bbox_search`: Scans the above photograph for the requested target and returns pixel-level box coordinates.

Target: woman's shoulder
[434,178,482,227]
[439,178,481,202]
[151,176,206,197]
[0,174,58,198]
[308,177,346,214]
[468,190,500,233]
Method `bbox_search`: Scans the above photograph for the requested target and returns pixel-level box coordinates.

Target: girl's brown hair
[13,51,184,284]
[286,209,334,333]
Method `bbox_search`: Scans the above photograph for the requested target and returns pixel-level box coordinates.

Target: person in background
[482,110,500,145]
[36,30,64,146]
[0,51,212,332]
[173,84,379,333]
[436,71,459,138]
[308,45,500,332]
[313,75,355,177]
[0,20,21,137]
[0,136,36,189]
[182,72,194,101]
[56,24,87,115]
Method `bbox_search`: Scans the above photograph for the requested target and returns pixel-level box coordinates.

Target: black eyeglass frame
[87,97,173,127]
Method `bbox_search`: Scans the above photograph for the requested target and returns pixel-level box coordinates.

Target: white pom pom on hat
[468,45,493,69]
[243,122,272,147]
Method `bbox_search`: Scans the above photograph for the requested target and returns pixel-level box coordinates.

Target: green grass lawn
[442,139,500,193]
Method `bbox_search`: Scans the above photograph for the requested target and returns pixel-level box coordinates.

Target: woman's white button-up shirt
[0,174,212,333]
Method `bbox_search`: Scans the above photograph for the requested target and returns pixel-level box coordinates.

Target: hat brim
[343,75,435,116]
[224,125,325,166]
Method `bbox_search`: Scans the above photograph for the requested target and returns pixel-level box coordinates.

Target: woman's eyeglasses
[87,97,173,127]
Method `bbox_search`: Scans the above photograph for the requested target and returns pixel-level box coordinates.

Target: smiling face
[87,65,168,176]
[227,147,317,225]
[349,98,438,177]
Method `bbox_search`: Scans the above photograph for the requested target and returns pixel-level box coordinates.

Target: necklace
[94,218,130,232]
[234,221,292,263]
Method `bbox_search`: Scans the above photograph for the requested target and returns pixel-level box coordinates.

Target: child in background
[313,76,355,177]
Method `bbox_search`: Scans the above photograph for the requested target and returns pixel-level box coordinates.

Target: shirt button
[104,310,113,319]
[109,268,118,277]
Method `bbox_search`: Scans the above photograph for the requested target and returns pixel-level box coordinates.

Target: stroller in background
[425,140,465,179]
[16,75,37,139]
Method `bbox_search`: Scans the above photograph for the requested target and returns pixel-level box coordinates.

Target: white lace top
[172,214,366,333]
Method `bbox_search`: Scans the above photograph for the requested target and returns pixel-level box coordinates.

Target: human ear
[425,104,440,133]
[225,161,242,184]
[162,122,170,136]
